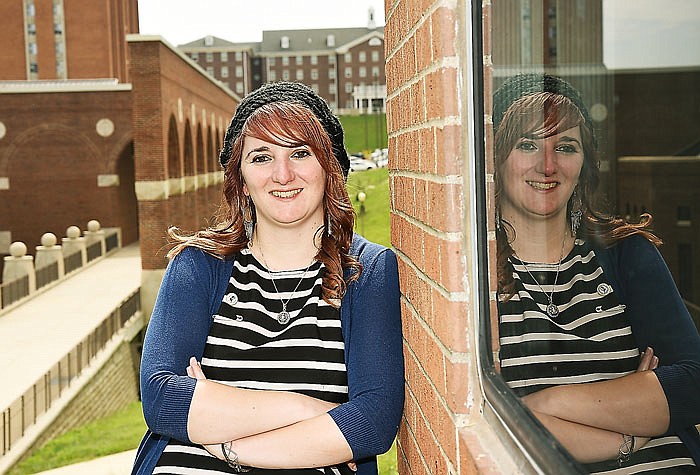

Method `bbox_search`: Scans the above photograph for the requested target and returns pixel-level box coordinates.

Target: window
[359,67,367,78]
[206,53,213,62]
[204,35,214,46]
[344,52,352,63]
[328,55,336,65]
[235,66,243,78]
[344,67,352,78]
[480,1,700,471]
[296,56,303,65]
[282,70,290,81]
[328,69,336,79]
[371,66,380,78]
[296,69,304,81]
[268,70,277,81]
[221,66,229,78]
[236,82,244,94]
[206,66,214,76]
[359,51,367,62]
[345,82,353,93]
[327,34,335,47]
[220,51,228,62]
[311,69,319,80]
[268,57,276,66]
[192,52,199,61]
[281,36,289,49]
[282,56,289,66]
[310,55,318,65]
[310,84,319,94]
[235,51,242,61]
[328,85,335,95]
[372,51,380,62]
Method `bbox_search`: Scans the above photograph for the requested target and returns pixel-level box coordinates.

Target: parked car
[349,156,377,172]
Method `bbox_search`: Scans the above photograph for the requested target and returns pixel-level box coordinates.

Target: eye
[249,153,272,164]
[290,148,312,160]
[515,140,537,152]
[555,143,579,153]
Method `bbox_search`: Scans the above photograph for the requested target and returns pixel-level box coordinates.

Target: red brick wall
[128,38,238,271]
[0,88,138,252]
[0,2,27,80]
[387,1,506,473]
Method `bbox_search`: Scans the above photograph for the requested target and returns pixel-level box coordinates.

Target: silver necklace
[519,238,567,318]
[257,244,314,325]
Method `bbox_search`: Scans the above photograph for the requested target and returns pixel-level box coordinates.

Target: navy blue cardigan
[596,235,700,464]
[132,235,404,474]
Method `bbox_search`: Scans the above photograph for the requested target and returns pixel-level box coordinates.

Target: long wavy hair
[496,92,661,297]
[169,101,361,306]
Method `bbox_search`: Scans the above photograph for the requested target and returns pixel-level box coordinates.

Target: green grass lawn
[346,167,391,247]
[339,113,387,156]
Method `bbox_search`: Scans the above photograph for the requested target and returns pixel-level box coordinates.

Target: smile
[271,189,302,198]
[526,181,558,190]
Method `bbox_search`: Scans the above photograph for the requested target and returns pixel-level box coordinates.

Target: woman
[132,82,404,474]
[494,73,700,472]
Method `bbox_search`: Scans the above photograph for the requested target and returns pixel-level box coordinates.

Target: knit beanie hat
[492,73,593,134]
[219,81,350,177]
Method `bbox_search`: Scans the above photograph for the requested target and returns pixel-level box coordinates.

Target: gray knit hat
[492,73,593,135]
[219,81,350,177]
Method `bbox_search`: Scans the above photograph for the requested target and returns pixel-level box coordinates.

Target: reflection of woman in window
[494,73,700,472]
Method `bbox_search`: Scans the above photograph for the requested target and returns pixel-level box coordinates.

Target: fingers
[637,347,658,372]
[187,356,207,380]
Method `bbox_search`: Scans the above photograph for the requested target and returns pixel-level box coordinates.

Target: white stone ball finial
[87,220,101,232]
[66,226,81,239]
[9,241,27,257]
[41,232,57,247]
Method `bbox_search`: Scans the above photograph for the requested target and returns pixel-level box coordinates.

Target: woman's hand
[187,356,206,380]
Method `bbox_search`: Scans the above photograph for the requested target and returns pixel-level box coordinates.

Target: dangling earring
[325,212,332,237]
[496,207,502,232]
[570,189,582,236]
[242,196,255,243]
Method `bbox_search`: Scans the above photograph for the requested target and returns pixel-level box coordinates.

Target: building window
[204,35,214,46]
[281,36,290,48]
[296,69,304,81]
[328,85,335,95]
[206,66,214,76]
[296,55,303,65]
[371,66,380,78]
[344,67,352,78]
[282,70,290,81]
[328,55,336,65]
[359,66,367,78]
[206,52,213,62]
[236,82,244,94]
[268,57,276,66]
[345,82,353,93]
[311,69,319,80]
[235,51,242,61]
[359,51,367,62]
[344,52,352,63]
[310,55,318,65]
[282,56,289,66]
[372,50,380,62]
[221,66,229,78]
[268,70,277,81]
[311,84,319,94]
[220,51,228,62]
[327,34,335,47]
[192,52,199,61]
[235,66,243,78]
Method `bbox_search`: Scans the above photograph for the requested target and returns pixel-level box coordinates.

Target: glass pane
[490,0,700,471]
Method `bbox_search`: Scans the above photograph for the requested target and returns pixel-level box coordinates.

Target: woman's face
[240,136,326,234]
[499,125,584,227]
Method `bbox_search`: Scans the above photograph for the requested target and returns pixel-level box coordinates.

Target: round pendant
[546,303,559,317]
[277,311,291,324]
[224,293,238,306]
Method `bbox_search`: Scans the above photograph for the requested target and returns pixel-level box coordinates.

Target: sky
[137,0,700,69]
[137,0,385,46]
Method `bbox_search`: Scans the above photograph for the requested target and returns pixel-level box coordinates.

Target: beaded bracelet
[221,441,251,473]
[617,434,634,466]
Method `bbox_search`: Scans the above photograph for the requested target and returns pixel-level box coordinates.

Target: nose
[536,147,557,176]
[272,157,294,184]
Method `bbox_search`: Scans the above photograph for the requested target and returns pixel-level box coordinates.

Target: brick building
[179,8,386,114]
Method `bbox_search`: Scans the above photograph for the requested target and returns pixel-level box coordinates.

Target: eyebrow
[558,136,582,146]
[245,146,270,159]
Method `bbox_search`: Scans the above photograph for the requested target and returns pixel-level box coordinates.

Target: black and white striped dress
[154,249,353,475]
[498,240,698,474]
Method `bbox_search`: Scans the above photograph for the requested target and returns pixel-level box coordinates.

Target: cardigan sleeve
[328,243,405,461]
[615,235,700,432]
[139,247,225,443]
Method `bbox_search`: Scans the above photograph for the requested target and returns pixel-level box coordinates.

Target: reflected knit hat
[492,73,593,135]
[219,81,350,177]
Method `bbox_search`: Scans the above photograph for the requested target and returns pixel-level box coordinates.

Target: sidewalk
[0,243,142,412]
[33,449,137,474]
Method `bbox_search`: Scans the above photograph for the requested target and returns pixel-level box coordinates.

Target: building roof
[179,35,260,52]
[260,27,384,53]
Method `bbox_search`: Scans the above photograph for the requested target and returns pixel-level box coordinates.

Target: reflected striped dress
[498,240,698,474]
[154,249,354,475]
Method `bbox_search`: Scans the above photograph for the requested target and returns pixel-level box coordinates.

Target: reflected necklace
[519,237,567,318]
[257,244,314,325]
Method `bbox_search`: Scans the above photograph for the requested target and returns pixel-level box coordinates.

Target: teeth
[271,189,301,198]
[527,181,557,190]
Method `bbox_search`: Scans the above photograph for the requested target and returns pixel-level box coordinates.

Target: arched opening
[167,115,180,178]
